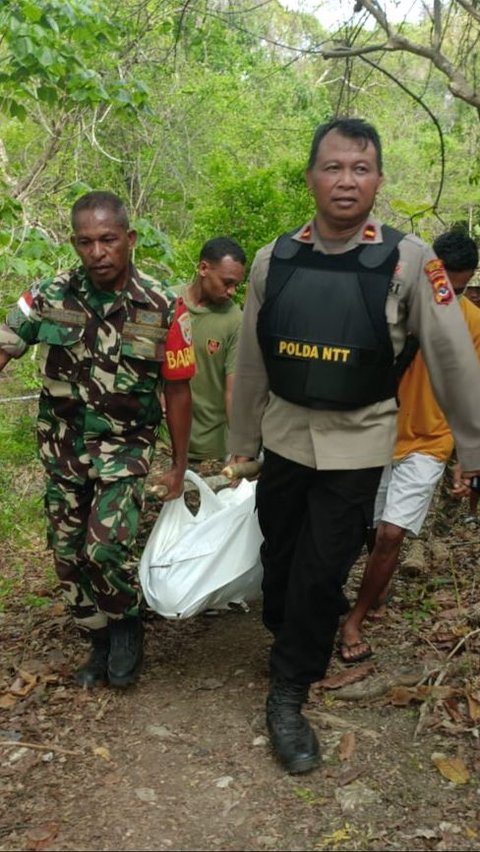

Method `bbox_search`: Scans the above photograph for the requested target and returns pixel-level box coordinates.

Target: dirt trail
[2,474,480,851]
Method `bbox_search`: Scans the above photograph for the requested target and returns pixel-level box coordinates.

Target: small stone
[146,725,174,739]
[215,775,234,788]
[135,787,157,803]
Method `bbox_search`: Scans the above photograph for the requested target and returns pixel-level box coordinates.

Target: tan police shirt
[228,217,480,473]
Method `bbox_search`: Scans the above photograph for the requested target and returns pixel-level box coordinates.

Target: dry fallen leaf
[92,745,111,761]
[10,669,39,697]
[314,662,374,690]
[388,686,415,707]
[466,690,480,722]
[431,752,470,784]
[26,821,59,851]
[339,731,356,761]
[0,693,17,709]
[388,685,459,707]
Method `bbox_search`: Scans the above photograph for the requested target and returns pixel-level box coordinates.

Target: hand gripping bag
[139,470,263,618]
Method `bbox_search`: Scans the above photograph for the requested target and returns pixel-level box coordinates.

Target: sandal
[338,640,373,665]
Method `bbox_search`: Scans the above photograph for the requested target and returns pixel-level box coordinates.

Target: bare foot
[366,586,393,620]
[366,600,389,620]
[339,620,373,664]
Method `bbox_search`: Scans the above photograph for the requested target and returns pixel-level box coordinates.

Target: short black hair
[71,191,130,230]
[307,116,383,174]
[433,230,479,272]
[199,236,246,266]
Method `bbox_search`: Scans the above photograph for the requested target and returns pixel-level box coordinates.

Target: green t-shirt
[175,285,242,460]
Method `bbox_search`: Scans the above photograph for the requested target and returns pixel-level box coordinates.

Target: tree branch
[11,123,65,201]
[433,0,442,50]
[455,0,480,25]
[358,54,446,223]
[323,0,480,112]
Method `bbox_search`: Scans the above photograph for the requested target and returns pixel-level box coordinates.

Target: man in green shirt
[175,237,246,461]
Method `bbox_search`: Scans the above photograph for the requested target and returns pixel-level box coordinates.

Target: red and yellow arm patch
[162,297,196,380]
[424,259,454,306]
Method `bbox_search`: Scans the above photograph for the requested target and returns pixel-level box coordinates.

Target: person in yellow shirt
[339,229,480,663]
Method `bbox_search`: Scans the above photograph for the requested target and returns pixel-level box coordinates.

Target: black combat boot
[107,617,144,688]
[74,630,110,688]
[266,677,320,774]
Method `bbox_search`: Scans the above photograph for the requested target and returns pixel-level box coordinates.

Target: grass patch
[0,402,43,545]
[0,386,49,606]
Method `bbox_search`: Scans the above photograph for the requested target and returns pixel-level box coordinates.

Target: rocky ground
[1,457,480,852]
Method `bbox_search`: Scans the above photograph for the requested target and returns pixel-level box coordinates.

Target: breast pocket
[37,320,87,382]
[114,337,164,394]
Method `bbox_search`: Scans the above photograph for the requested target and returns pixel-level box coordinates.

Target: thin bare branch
[358,54,446,222]
[322,0,480,112]
[11,125,65,202]
[456,0,480,25]
[433,0,442,49]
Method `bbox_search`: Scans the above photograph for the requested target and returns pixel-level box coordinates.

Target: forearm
[228,262,269,456]
[0,348,12,372]
[224,372,234,424]
[164,379,192,472]
[406,249,480,472]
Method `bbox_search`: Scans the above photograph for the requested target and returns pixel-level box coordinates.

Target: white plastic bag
[139,469,263,618]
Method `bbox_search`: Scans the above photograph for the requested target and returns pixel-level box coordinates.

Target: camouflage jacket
[0,265,195,483]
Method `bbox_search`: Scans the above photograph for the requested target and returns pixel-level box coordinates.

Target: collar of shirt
[71,263,150,305]
[292,217,384,253]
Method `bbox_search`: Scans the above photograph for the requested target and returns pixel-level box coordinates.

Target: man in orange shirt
[339,230,480,663]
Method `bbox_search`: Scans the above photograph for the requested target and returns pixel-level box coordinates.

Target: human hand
[222,456,262,486]
[150,466,185,502]
[452,463,480,498]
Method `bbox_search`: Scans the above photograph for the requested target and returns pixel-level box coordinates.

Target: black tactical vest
[257,226,404,410]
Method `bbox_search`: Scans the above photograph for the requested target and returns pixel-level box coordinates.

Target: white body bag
[139,470,263,618]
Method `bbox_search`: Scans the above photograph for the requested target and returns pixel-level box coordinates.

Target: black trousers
[256,449,383,685]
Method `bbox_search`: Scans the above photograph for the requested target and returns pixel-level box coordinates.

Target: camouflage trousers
[44,474,146,634]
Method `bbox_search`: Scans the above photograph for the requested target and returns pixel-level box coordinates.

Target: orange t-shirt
[394,297,480,462]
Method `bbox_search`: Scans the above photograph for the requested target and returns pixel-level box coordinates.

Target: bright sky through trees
[280,0,422,30]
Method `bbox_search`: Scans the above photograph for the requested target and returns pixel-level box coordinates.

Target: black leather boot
[74,630,109,688]
[266,677,320,774]
[108,617,144,687]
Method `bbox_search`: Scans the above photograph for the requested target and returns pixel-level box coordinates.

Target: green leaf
[10,258,30,276]
[36,85,57,105]
[65,181,94,201]
[389,198,431,218]
[8,101,27,120]
[21,2,43,23]
[37,47,55,68]
[44,14,60,34]
[13,36,35,60]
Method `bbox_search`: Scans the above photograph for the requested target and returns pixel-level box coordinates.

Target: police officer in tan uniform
[229,117,480,775]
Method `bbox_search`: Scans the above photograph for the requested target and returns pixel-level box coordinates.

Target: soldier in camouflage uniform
[0,191,195,688]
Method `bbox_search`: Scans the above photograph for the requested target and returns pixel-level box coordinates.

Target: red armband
[161,297,196,380]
